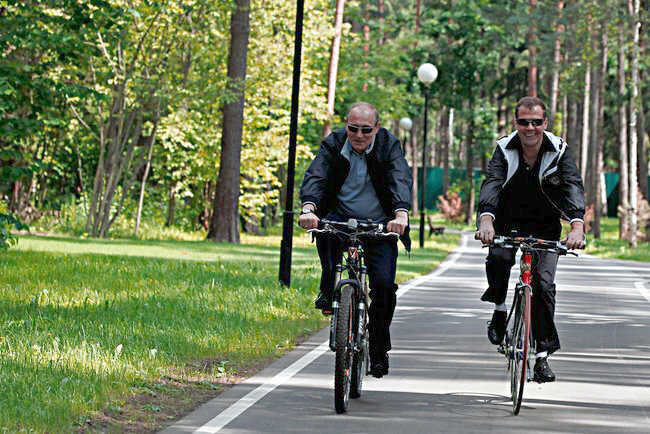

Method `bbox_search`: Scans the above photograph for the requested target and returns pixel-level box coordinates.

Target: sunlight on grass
[1,232,459,431]
[585,217,650,262]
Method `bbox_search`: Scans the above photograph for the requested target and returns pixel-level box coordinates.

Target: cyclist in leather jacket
[476,96,585,383]
[298,102,412,378]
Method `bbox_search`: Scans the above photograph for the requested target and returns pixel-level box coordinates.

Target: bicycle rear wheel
[510,286,531,415]
[334,284,355,413]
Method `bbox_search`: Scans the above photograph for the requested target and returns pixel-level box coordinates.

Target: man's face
[514,105,547,150]
[346,108,379,153]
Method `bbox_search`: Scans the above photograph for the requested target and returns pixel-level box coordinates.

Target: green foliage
[0,213,27,251]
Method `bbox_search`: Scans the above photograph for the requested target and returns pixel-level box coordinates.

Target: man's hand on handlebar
[476,214,495,245]
[298,205,319,230]
[386,210,408,236]
[564,221,586,250]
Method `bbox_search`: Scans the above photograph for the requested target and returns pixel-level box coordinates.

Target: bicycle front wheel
[510,286,531,415]
[349,300,367,399]
[334,284,355,414]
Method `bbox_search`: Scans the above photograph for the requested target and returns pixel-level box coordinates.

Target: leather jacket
[300,127,413,250]
[478,131,585,228]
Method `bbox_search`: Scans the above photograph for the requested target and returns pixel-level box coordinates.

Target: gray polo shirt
[334,139,386,222]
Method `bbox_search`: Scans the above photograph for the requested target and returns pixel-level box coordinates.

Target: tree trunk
[135,119,159,236]
[549,1,564,129]
[628,0,640,247]
[527,0,538,97]
[618,23,630,240]
[637,22,648,199]
[321,0,345,138]
[208,0,251,243]
[596,30,608,236]
[581,66,591,182]
[410,119,419,215]
[464,99,475,225]
[442,108,454,195]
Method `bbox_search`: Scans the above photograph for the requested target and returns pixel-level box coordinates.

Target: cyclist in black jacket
[476,96,585,383]
[298,102,412,378]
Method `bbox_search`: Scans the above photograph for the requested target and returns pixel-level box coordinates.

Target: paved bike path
[162,235,650,433]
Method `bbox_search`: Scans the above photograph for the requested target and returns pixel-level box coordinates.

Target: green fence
[605,173,650,217]
[415,167,483,210]
[416,167,649,215]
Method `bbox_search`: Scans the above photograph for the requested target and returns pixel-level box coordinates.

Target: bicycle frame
[486,234,580,415]
[329,239,368,352]
[308,218,397,413]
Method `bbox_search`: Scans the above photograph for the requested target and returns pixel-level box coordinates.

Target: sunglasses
[347,124,375,134]
[516,118,545,127]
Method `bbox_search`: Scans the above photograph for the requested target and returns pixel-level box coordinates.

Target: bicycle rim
[511,288,530,415]
[334,285,354,413]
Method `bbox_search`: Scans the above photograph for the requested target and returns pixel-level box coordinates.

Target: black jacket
[477,131,585,234]
[300,127,413,249]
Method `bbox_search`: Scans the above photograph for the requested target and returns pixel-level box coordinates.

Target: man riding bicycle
[298,101,412,378]
[476,96,585,383]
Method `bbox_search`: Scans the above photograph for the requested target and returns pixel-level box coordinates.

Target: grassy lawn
[0,230,459,432]
[585,217,650,262]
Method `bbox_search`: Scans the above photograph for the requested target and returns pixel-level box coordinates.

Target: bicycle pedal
[497,346,505,355]
[321,309,333,316]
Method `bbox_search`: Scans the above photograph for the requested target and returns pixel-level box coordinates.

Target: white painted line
[193,234,468,433]
[635,281,650,303]
[195,342,329,433]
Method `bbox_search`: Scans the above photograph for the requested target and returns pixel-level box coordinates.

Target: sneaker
[314,292,332,312]
[487,310,507,345]
[533,357,556,383]
[370,353,389,378]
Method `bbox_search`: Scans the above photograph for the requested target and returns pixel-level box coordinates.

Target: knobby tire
[334,285,355,413]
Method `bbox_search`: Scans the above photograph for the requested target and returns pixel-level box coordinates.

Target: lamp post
[399,117,413,147]
[417,63,438,248]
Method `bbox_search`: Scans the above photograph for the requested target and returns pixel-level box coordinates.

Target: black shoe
[487,310,507,345]
[533,357,556,383]
[370,353,389,378]
[314,292,332,312]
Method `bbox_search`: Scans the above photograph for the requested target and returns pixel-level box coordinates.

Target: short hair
[347,101,380,125]
[514,96,547,119]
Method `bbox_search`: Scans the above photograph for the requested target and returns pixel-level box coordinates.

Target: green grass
[585,217,650,262]
[0,231,459,432]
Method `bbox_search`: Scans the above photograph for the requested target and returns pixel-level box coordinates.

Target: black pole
[419,90,429,248]
[279,0,305,287]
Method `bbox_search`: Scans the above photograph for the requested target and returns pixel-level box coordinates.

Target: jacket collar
[505,132,556,154]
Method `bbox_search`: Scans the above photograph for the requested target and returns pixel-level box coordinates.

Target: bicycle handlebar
[307,218,399,239]
[475,234,583,256]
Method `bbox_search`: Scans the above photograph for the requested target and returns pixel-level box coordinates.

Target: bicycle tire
[334,285,355,413]
[511,286,531,415]
[349,299,367,399]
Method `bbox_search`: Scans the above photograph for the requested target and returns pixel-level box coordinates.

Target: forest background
[1,0,649,246]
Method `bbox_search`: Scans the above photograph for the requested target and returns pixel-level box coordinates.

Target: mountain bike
[308,218,397,414]
[480,234,580,415]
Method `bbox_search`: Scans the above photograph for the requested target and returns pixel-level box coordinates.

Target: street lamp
[417,63,438,248]
[399,116,413,154]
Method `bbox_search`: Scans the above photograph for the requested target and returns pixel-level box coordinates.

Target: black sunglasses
[516,118,545,127]
[347,124,375,134]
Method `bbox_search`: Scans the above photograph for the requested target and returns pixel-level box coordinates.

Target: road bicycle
[308,218,397,414]
[480,234,580,415]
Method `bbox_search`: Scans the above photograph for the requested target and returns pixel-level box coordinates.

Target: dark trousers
[316,230,398,357]
[481,247,561,354]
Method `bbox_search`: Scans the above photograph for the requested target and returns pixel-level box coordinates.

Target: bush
[0,212,27,250]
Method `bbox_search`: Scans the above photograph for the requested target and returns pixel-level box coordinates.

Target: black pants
[316,228,398,357]
[481,247,561,355]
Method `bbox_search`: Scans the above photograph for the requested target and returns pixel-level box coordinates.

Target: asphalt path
[162,234,650,434]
